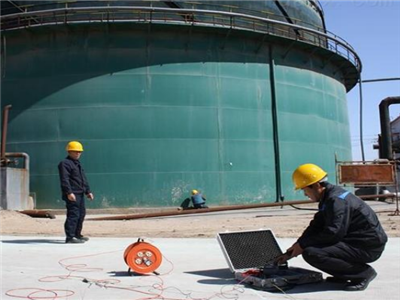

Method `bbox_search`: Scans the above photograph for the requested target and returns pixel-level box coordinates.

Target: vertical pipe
[5,152,29,171]
[1,105,12,163]
[268,45,284,202]
[379,97,400,160]
[380,100,391,160]
[1,34,6,78]
[358,77,365,161]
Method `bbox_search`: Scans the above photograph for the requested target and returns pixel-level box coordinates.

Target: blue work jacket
[58,156,91,199]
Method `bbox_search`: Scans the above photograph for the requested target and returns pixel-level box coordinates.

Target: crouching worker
[191,190,209,209]
[277,163,387,291]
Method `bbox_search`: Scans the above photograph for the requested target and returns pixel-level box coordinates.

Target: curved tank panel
[1,0,325,31]
[177,0,324,31]
[1,2,357,209]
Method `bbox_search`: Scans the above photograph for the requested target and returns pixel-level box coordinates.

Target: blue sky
[319,0,400,161]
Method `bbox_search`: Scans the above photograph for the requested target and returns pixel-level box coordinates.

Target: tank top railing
[0,5,361,73]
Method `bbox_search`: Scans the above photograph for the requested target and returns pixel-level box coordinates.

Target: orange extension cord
[5,240,245,300]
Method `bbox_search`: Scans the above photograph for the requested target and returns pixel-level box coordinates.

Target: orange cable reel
[124,239,163,275]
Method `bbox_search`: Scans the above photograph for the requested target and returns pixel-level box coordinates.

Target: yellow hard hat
[66,141,84,152]
[292,163,327,190]
[192,189,199,195]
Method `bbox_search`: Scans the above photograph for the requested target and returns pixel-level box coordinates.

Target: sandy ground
[1,200,399,238]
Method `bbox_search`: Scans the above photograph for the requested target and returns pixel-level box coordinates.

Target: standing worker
[277,163,387,291]
[191,190,208,209]
[58,141,94,244]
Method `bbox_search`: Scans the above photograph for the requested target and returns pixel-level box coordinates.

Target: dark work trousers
[64,193,86,240]
[302,242,384,280]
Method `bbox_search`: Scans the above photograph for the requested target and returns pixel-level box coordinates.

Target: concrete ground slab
[1,236,399,300]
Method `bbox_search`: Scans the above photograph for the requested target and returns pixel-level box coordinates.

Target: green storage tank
[0,1,360,208]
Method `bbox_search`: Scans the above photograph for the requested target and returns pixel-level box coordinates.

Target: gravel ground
[1,200,399,238]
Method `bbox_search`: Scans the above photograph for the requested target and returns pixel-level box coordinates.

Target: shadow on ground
[1,239,65,244]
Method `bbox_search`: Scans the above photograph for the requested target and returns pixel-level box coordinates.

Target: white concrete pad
[1,236,399,300]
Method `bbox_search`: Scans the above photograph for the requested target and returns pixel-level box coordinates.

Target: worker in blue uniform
[58,141,94,244]
[191,190,208,209]
[277,163,387,291]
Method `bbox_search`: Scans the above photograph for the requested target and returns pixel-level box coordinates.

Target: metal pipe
[1,104,12,164]
[5,152,29,170]
[269,45,284,203]
[358,193,396,200]
[379,97,400,159]
[358,77,365,161]
[88,200,315,221]
[362,77,400,83]
[18,210,56,219]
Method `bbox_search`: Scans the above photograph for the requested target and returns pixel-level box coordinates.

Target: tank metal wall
[1,1,324,31]
[2,23,351,208]
[177,0,324,31]
[274,51,351,198]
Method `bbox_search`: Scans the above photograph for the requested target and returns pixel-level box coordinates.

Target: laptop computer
[217,229,323,291]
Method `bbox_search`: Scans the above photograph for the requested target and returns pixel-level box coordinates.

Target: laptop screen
[218,229,283,271]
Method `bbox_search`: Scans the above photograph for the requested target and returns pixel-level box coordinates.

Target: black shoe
[344,270,377,291]
[325,276,348,283]
[76,236,89,241]
[66,237,85,244]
